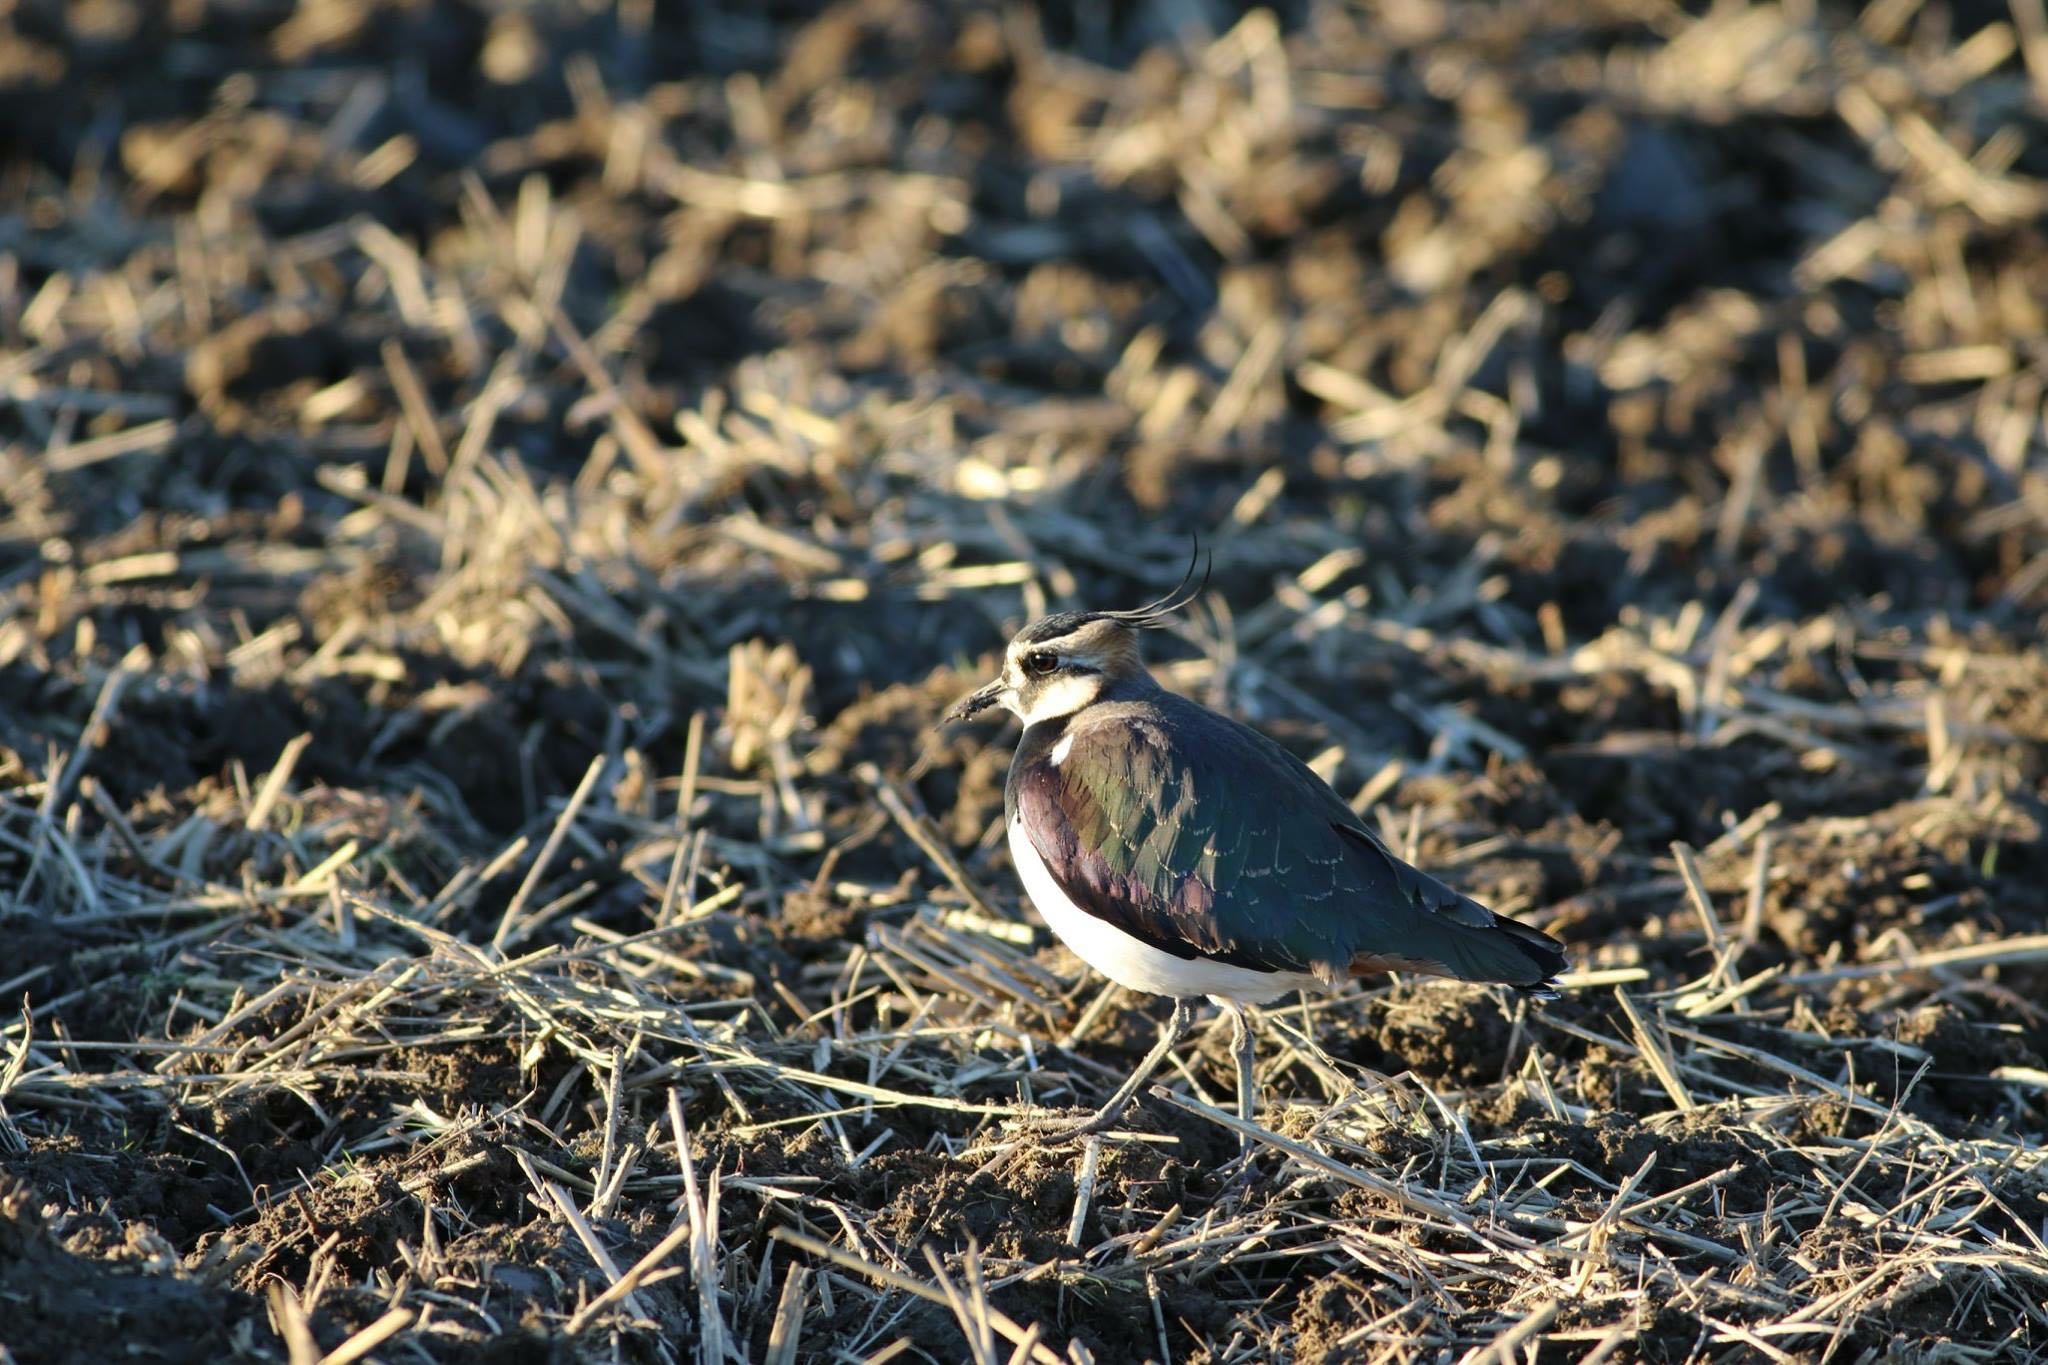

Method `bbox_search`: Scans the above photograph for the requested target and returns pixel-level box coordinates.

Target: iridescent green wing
[1015,696,1564,987]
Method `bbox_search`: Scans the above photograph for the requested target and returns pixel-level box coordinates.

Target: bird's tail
[1343,904,1568,997]
[1486,911,1568,999]
[1332,824,1569,996]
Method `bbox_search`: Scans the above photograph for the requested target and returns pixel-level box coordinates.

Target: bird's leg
[1220,1000,1257,1149]
[1068,997,1196,1136]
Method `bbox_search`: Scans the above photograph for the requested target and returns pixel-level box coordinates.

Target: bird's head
[946,550,1207,728]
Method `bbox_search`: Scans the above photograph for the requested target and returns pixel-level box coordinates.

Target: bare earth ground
[3,1,2048,1361]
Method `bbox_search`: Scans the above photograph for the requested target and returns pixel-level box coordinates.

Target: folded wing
[1009,697,1565,991]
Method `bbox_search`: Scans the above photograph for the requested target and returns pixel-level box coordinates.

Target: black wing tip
[1493,912,1569,998]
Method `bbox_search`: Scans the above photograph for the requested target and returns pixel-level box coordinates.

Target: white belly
[1007,816,1316,1004]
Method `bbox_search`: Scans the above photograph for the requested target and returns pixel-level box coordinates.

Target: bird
[945,555,1568,1141]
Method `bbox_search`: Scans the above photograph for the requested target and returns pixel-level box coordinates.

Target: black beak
[945,679,1005,723]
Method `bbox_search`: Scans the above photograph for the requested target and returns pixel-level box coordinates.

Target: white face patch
[998,615,1133,728]
[1049,733,1074,765]
[1016,671,1102,727]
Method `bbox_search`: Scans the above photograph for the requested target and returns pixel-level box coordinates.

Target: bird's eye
[1022,651,1058,677]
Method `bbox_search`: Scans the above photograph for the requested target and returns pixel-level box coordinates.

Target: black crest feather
[1102,538,1209,630]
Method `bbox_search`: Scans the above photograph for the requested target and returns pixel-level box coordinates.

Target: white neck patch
[1049,733,1075,765]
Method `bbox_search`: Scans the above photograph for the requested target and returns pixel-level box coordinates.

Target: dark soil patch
[0,1176,271,1365]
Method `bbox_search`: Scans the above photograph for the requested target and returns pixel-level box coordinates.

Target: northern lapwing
[947,557,1567,1140]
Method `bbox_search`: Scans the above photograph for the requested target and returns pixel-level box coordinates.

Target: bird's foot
[972,1111,1108,1179]
[1072,1116,1138,1142]
[1044,1107,1140,1142]
[1211,1146,1263,1198]
[998,1101,1149,1144]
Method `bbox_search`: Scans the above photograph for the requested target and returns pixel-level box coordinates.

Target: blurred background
[6,0,2046,805]
[3,2,2047,1361]
[5,0,2046,869]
